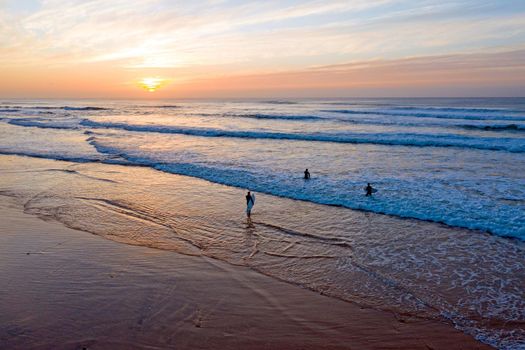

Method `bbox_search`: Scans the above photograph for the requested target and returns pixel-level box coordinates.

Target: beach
[0,159,494,350]
[1,98,524,349]
[0,153,523,349]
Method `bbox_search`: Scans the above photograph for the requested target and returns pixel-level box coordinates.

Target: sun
[138,77,168,92]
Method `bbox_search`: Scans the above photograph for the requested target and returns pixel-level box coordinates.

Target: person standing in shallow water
[304,169,311,179]
[246,191,255,218]
[365,183,374,197]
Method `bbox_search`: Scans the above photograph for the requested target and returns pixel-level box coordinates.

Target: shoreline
[1,154,523,349]
[0,151,518,241]
[0,197,493,349]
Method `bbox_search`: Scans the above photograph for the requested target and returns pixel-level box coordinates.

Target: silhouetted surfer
[246,191,255,217]
[304,168,311,179]
[365,183,374,197]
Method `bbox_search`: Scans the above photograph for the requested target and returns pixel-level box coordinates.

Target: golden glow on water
[138,77,168,92]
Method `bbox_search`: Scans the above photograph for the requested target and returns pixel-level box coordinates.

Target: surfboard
[247,194,255,213]
[364,187,378,193]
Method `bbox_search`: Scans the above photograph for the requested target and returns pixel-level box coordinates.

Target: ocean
[1,98,524,238]
[0,97,524,349]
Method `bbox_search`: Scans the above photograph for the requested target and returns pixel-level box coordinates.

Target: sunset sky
[1,0,524,98]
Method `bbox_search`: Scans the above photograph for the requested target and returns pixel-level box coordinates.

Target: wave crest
[79,119,525,153]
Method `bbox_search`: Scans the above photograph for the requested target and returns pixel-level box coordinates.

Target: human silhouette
[304,168,311,179]
[365,183,374,197]
[246,191,255,217]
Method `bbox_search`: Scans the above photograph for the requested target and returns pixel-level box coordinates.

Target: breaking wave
[79,119,525,153]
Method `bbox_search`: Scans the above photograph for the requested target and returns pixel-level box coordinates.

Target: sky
[0,0,524,98]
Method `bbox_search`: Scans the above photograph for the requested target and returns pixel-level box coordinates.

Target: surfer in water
[365,183,374,197]
[304,168,311,179]
[246,191,255,218]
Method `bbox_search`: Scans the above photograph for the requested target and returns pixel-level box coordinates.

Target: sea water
[1,98,524,238]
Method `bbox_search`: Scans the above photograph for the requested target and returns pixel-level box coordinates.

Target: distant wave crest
[1,105,110,111]
[79,119,525,153]
[323,109,525,121]
[9,118,79,129]
[225,113,323,121]
[390,106,524,113]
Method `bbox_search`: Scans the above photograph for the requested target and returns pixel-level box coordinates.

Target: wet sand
[0,197,493,349]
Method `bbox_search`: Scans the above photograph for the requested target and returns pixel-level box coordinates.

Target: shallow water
[0,155,523,349]
[0,98,524,238]
[0,198,492,350]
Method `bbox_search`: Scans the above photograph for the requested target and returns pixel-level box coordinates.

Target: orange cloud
[162,49,525,97]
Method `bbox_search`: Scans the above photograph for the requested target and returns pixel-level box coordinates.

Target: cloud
[169,49,525,97]
[0,0,524,97]
[1,0,524,68]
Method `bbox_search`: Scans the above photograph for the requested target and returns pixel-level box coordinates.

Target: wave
[0,109,20,113]
[225,113,324,121]
[2,106,61,110]
[63,106,110,111]
[8,110,524,134]
[79,119,525,153]
[2,105,110,111]
[182,112,324,121]
[217,110,525,131]
[0,150,100,163]
[184,113,525,130]
[332,116,525,132]
[323,109,525,121]
[11,117,524,152]
[320,102,393,107]
[29,106,57,110]
[8,118,80,130]
[260,100,298,105]
[83,137,525,240]
[3,143,523,241]
[140,105,180,109]
[390,106,524,113]
[11,106,56,110]
[460,124,525,131]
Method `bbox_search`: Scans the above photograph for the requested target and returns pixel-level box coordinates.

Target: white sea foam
[79,119,525,152]
[2,98,524,241]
